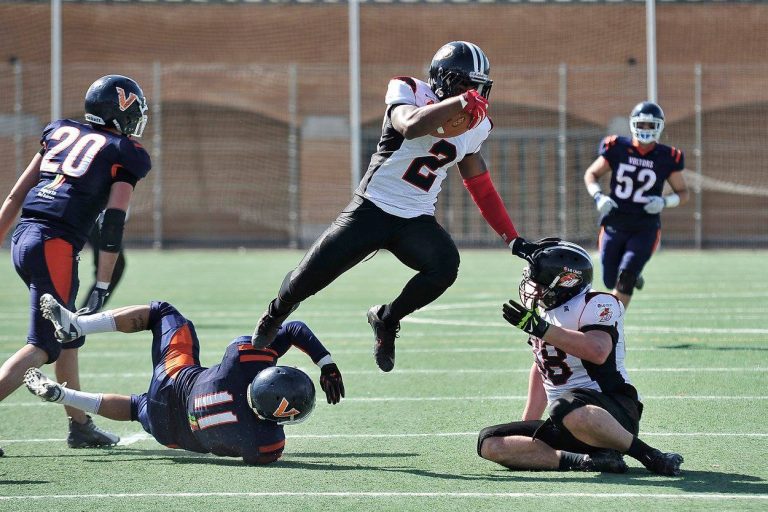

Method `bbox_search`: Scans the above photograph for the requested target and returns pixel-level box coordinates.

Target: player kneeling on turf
[25,295,344,464]
[477,241,683,476]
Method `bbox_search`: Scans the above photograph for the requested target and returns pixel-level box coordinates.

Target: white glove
[643,195,665,214]
[594,193,618,215]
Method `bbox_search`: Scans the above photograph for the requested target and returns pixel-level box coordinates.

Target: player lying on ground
[25,295,345,464]
[477,241,683,476]
[252,40,556,372]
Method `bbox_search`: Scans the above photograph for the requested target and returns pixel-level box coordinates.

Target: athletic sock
[558,451,588,471]
[76,312,117,335]
[57,388,103,414]
[627,436,659,465]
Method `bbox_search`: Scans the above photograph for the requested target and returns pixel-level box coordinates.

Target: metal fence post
[13,57,23,177]
[558,63,568,237]
[152,61,164,249]
[288,63,300,249]
[694,63,703,250]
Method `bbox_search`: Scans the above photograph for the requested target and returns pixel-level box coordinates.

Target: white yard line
[0,491,766,501]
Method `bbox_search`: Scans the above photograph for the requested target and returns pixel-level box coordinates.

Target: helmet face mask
[247,366,316,426]
[518,242,593,310]
[629,101,665,144]
[84,75,149,137]
[428,41,493,101]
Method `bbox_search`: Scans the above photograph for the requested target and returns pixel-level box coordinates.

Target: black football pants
[275,194,460,323]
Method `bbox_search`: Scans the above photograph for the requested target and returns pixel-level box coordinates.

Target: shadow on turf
[659,343,768,352]
[495,468,767,494]
[0,480,50,485]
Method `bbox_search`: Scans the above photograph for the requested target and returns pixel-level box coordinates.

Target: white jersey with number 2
[357,76,492,219]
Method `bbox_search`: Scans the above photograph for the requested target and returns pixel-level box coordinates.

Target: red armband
[462,171,518,244]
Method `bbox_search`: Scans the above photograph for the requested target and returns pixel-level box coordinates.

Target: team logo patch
[557,271,582,288]
[273,397,300,418]
[116,86,139,112]
[597,304,614,322]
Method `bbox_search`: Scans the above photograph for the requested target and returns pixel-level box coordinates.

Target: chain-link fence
[1,1,766,248]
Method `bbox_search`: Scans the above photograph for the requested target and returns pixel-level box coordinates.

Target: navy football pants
[598,224,660,289]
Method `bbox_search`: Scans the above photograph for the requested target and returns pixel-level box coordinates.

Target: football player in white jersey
[477,241,684,476]
[252,41,556,371]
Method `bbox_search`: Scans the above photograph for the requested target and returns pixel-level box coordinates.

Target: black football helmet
[84,75,148,137]
[428,41,493,101]
[629,101,665,144]
[247,366,316,425]
[519,241,593,310]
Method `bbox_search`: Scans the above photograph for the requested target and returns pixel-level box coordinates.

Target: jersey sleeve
[578,293,622,331]
[242,426,286,465]
[39,121,59,151]
[269,321,330,364]
[385,77,419,107]
[669,146,685,171]
[117,138,152,180]
[223,336,279,370]
[598,135,620,164]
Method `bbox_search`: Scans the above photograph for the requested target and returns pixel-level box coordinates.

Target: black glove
[81,285,109,315]
[502,299,551,338]
[509,237,561,263]
[320,363,345,405]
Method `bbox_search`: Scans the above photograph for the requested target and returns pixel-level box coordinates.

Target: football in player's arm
[25,296,344,465]
[0,75,150,450]
[477,241,683,476]
[252,41,558,372]
[583,101,689,308]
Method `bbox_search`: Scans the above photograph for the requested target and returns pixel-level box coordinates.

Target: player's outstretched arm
[271,321,345,404]
[0,153,42,241]
[521,363,547,421]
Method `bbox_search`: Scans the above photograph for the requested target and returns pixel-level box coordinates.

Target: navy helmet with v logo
[84,75,148,137]
[247,366,316,425]
[428,41,493,101]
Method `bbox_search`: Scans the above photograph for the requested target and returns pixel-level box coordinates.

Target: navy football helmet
[247,366,315,425]
[428,41,493,101]
[519,241,593,310]
[630,101,665,144]
[84,75,148,137]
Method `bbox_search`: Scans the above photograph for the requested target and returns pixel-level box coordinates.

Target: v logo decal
[116,86,139,111]
[272,397,300,418]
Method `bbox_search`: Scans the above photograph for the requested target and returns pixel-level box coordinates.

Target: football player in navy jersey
[477,241,683,476]
[0,75,151,448]
[583,101,689,308]
[24,296,345,465]
[252,41,556,371]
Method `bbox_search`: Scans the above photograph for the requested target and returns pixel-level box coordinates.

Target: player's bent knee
[615,270,637,296]
[549,394,583,428]
[477,436,505,461]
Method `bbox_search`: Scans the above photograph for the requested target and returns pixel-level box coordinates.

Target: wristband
[663,193,680,208]
[316,354,334,367]
[586,182,602,198]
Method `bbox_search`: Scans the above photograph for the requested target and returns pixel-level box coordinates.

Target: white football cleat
[40,293,83,342]
[24,367,65,403]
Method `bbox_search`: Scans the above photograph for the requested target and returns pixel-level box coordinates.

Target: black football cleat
[580,449,629,473]
[251,301,299,348]
[67,416,120,448]
[635,274,645,291]
[367,305,399,372]
[638,449,684,476]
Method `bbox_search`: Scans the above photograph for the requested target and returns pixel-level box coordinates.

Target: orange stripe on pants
[597,226,605,253]
[44,238,73,302]
[652,229,662,253]
[164,324,197,377]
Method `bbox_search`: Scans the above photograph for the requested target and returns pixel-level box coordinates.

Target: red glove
[460,89,489,129]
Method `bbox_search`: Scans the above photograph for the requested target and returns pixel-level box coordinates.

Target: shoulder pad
[118,138,152,179]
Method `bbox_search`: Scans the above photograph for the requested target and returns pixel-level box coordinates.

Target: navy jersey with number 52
[599,135,684,230]
[21,119,151,249]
